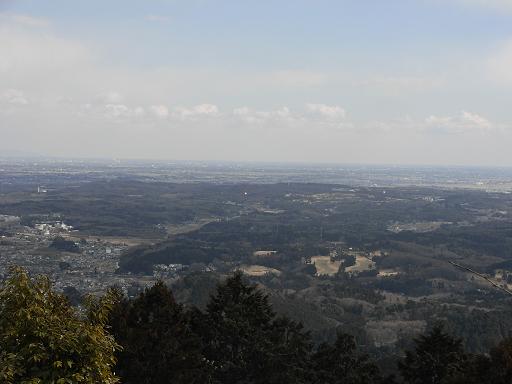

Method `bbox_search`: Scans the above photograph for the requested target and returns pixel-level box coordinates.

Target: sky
[1,0,512,166]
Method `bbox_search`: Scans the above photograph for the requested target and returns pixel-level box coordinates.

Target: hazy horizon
[5,153,512,174]
[2,0,512,166]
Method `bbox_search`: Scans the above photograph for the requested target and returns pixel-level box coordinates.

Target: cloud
[76,103,146,121]
[369,111,494,135]
[193,104,219,115]
[0,89,28,105]
[0,20,92,75]
[0,9,508,165]
[231,106,297,125]
[134,107,146,117]
[97,91,124,104]
[424,111,492,134]
[306,103,346,119]
[104,104,131,118]
[232,107,268,124]
[78,102,222,122]
[230,104,355,131]
[150,105,169,118]
[174,104,219,119]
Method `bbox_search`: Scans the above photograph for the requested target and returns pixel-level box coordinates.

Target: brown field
[166,218,218,235]
[311,256,341,276]
[345,255,375,274]
[237,264,281,277]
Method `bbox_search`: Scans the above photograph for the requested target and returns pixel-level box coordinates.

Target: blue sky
[1,0,512,165]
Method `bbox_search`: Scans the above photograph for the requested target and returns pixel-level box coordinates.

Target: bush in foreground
[0,266,119,383]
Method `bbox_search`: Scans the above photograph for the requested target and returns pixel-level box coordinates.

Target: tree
[398,326,466,384]
[448,354,491,384]
[310,332,383,384]
[446,339,512,384]
[109,281,209,384]
[0,266,119,383]
[198,272,312,384]
[49,236,80,253]
[487,338,512,383]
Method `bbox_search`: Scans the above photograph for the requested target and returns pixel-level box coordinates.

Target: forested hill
[2,267,512,383]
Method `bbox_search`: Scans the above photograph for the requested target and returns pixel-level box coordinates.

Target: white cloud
[174,104,219,119]
[424,111,492,134]
[274,106,291,118]
[365,111,495,135]
[233,106,251,116]
[104,104,131,118]
[193,103,219,115]
[0,21,92,75]
[0,9,509,165]
[134,106,146,117]
[97,91,124,104]
[230,105,355,130]
[79,103,147,121]
[306,103,346,119]
[150,105,169,118]
[232,107,268,124]
[231,106,296,125]
[1,89,28,105]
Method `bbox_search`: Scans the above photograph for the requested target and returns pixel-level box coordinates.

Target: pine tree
[310,332,383,384]
[198,272,312,384]
[487,338,512,384]
[109,281,208,384]
[398,326,466,384]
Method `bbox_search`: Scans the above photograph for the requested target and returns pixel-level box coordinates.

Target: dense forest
[2,267,512,384]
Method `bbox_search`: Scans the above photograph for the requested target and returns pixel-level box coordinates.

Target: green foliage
[111,273,387,384]
[109,281,208,384]
[198,272,312,384]
[49,236,80,253]
[7,267,512,384]
[483,338,512,384]
[413,336,512,384]
[0,266,120,384]
[310,332,384,384]
[398,326,466,384]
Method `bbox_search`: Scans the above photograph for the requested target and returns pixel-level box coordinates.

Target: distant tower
[37,186,40,193]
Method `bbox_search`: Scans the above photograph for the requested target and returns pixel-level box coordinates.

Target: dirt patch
[311,256,341,276]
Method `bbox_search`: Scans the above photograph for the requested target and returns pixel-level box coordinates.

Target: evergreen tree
[109,281,208,384]
[265,316,312,383]
[0,266,119,383]
[310,332,384,384]
[445,340,512,384]
[198,272,312,384]
[447,354,491,384]
[398,326,466,384]
[487,338,512,384]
